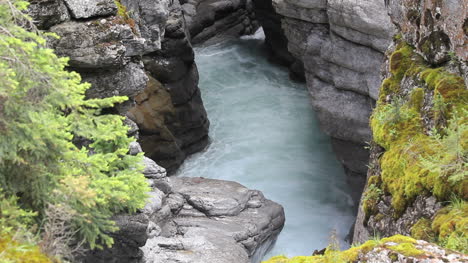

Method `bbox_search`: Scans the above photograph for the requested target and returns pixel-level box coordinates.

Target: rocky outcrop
[253,0,396,181]
[127,0,210,173]
[29,0,210,173]
[353,0,467,253]
[182,0,259,44]
[80,132,284,263]
[142,176,285,263]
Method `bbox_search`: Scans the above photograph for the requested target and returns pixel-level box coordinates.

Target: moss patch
[113,0,138,35]
[0,236,53,263]
[411,218,435,241]
[362,39,468,254]
[432,200,468,253]
[262,236,424,263]
[368,41,468,217]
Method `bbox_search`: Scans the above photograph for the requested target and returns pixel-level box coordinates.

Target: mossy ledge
[362,40,467,252]
[261,235,465,263]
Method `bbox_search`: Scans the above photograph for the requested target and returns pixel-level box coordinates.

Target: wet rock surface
[79,140,285,263]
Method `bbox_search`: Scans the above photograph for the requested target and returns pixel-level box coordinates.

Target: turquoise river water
[176,33,356,261]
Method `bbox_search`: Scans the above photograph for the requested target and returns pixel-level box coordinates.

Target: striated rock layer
[253,0,396,200]
[127,0,211,173]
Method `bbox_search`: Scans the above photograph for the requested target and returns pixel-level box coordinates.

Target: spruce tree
[0,0,149,260]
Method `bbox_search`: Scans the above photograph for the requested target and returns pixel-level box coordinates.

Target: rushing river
[176,31,356,260]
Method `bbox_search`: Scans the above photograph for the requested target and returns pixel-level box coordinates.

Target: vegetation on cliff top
[0,0,149,261]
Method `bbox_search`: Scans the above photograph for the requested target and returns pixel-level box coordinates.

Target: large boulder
[142,177,285,263]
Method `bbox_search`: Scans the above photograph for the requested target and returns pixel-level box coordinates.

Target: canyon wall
[31,0,257,174]
[253,0,396,201]
[182,0,259,44]
[30,0,210,173]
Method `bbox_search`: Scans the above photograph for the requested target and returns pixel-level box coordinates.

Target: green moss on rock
[432,200,468,253]
[411,218,435,241]
[262,235,423,263]
[365,38,468,253]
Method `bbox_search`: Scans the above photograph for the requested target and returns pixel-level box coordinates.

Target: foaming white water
[177,38,355,260]
[240,27,266,40]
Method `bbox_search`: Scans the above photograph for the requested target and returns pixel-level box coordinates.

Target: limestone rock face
[128,0,210,173]
[252,0,304,79]
[254,0,395,178]
[29,0,210,172]
[142,177,285,263]
[387,0,468,65]
[182,0,259,44]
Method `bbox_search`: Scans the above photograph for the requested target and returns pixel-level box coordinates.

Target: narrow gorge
[0,0,466,262]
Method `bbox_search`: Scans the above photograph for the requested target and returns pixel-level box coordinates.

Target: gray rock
[142,177,285,263]
[82,61,148,101]
[63,0,117,19]
[120,0,170,54]
[182,0,259,44]
[50,20,131,69]
[358,239,467,263]
[78,212,149,263]
[327,0,395,53]
[252,0,297,69]
[308,77,373,146]
[129,141,143,155]
[28,0,70,29]
[273,0,328,24]
[143,157,167,179]
[124,117,140,138]
[129,0,210,174]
